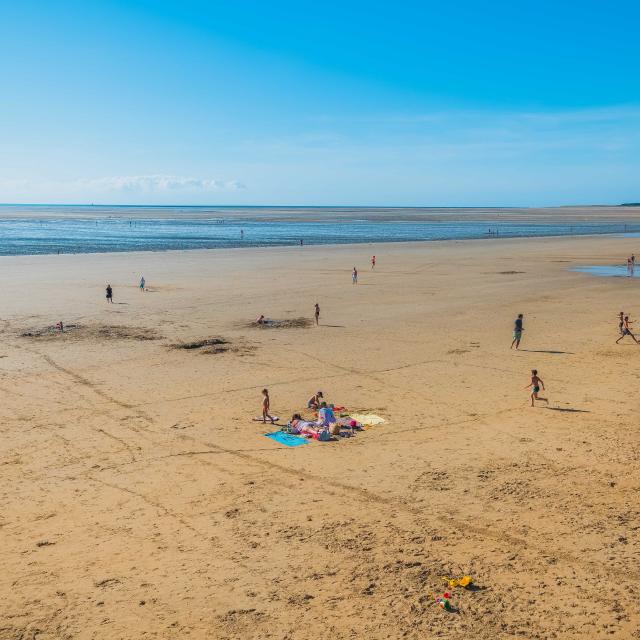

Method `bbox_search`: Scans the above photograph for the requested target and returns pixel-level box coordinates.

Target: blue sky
[1,0,639,206]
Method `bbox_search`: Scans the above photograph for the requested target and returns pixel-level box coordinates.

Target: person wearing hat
[307,390,324,410]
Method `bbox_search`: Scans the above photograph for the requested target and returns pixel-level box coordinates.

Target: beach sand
[1,235,640,639]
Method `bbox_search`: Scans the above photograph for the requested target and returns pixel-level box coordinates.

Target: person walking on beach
[525,369,548,407]
[511,314,524,349]
[352,267,358,284]
[106,284,113,303]
[314,303,320,325]
[261,388,276,424]
[616,314,639,344]
[139,276,145,292]
[371,255,376,269]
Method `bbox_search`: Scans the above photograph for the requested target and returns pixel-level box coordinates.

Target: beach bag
[317,428,331,442]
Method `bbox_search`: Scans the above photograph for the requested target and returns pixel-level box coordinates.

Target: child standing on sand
[352,267,358,284]
[371,255,376,269]
[525,369,548,407]
[139,276,145,291]
[314,303,320,325]
[106,284,113,303]
[261,389,276,424]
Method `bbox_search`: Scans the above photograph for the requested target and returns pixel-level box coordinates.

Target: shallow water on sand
[1,206,640,256]
[572,265,640,278]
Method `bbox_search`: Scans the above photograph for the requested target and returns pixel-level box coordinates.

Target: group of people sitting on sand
[264,389,361,439]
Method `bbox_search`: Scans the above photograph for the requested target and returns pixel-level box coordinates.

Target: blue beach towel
[264,431,308,447]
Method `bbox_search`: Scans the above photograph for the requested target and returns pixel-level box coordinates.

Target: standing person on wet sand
[525,369,548,407]
[616,314,639,344]
[511,314,524,349]
[314,303,320,325]
[352,267,358,284]
[139,276,145,291]
[371,255,376,269]
[106,284,113,303]
[261,388,276,424]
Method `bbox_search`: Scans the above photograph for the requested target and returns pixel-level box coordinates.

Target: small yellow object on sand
[441,575,473,588]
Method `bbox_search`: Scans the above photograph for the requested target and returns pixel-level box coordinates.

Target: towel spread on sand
[349,413,385,426]
[264,431,308,447]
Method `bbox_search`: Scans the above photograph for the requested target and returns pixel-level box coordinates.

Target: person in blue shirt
[511,314,524,350]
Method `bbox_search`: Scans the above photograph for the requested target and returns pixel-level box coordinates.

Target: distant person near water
[616,313,639,344]
[314,303,320,325]
[352,267,358,284]
[300,238,304,246]
[261,388,276,424]
[106,284,113,303]
[525,369,548,407]
[139,276,145,291]
[371,255,376,269]
[511,314,524,349]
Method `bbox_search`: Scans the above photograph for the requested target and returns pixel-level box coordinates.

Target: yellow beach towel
[349,413,385,427]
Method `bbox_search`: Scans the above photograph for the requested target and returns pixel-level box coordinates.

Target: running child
[525,369,548,407]
[616,314,639,344]
[511,314,524,349]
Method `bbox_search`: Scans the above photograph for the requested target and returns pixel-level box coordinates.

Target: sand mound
[20,323,163,341]
[170,337,254,355]
[246,317,313,329]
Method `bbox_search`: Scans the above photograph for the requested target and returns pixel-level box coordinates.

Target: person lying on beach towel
[288,414,320,436]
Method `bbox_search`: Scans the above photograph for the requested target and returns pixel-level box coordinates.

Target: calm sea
[0,205,638,256]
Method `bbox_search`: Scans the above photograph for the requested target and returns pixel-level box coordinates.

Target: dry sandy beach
[2,234,640,639]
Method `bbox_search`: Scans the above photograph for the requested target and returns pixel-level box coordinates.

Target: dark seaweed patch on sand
[170,337,255,355]
[245,317,313,329]
[20,323,163,341]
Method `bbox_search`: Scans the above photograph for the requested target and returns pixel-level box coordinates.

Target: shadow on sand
[520,349,574,355]
[545,407,590,413]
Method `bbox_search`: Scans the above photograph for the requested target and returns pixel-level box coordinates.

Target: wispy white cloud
[308,105,640,127]
[80,175,245,192]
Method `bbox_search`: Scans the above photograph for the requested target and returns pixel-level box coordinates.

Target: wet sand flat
[1,235,640,639]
